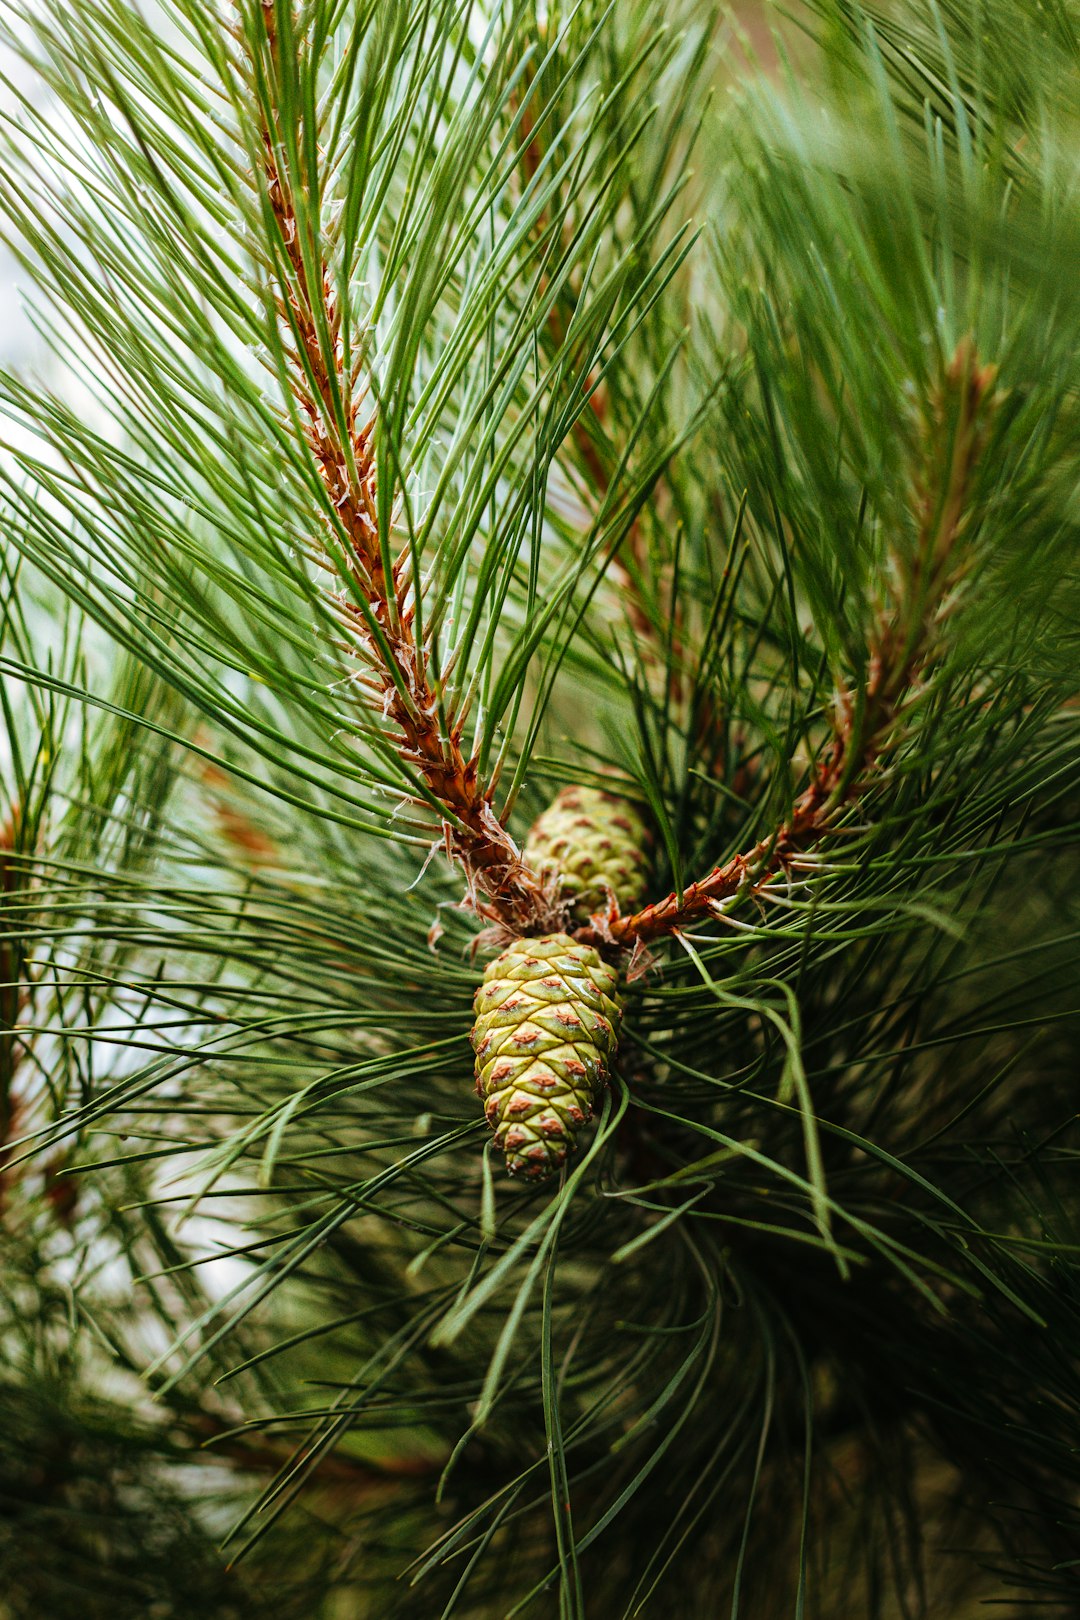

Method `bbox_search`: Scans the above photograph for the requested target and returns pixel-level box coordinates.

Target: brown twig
[199,758,279,866]
[187,1407,438,1490]
[509,35,685,694]
[244,5,552,934]
[0,803,35,1211]
[578,339,1000,950]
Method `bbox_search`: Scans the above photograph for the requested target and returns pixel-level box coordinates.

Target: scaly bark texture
[244,3,552,933]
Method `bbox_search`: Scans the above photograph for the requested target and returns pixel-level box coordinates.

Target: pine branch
[242,2,551,933]
[583,338,1000,950]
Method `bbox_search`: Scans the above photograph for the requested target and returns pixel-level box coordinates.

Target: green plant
[1,2,1079,1615]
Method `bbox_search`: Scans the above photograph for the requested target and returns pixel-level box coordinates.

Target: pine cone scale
[471,933,622,1178]
[524,785,649,922]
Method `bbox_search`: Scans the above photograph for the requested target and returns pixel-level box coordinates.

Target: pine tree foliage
[0,1,1079,1616]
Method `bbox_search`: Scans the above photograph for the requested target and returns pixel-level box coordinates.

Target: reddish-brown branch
[579,340,1000,950]
[0,804,34,1211]
[248,8,551,931]
[187,1408,439,1490]
[508,47,679,686]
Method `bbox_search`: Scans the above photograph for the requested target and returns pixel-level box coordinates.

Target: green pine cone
[471,933,622,1178]
[524,785,648,923]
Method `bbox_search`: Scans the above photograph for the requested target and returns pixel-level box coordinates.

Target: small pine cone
[524,785,648,923]
[471,933,622,1179]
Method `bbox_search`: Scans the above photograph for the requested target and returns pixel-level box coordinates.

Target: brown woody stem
[510,57,678,685]
[578,339,999,951]
[247,6,551,932]
[0,805,32,1211]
